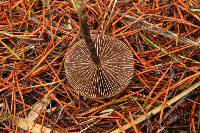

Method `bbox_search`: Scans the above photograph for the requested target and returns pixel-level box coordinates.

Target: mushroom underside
[64,34,134,99]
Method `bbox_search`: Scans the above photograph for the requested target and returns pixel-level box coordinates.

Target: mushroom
[64,34,134,99]
[64,0,134,99]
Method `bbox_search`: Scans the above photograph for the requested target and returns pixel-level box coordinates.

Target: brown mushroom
[64,34,134,99]
[64,0,134,99]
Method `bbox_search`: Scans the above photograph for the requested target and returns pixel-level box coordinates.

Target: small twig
[123,15,200,47]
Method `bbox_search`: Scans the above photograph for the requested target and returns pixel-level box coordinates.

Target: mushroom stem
[77,0,100,66]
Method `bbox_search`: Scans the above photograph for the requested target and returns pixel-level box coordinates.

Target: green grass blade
[190,8,200,12]
[0,40,21,60]
[179,55,198,62]
[142,34,186,66]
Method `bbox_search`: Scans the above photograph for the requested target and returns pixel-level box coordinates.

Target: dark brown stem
[77,0,100,65]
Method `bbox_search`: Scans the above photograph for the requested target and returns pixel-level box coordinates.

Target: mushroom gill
[64,34,134,99]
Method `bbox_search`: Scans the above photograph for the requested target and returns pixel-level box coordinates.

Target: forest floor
[0,0,200,132]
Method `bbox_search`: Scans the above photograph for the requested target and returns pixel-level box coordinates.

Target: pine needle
[141,34,186,66]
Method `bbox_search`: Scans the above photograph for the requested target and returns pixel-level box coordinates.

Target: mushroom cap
[64,34,134,99]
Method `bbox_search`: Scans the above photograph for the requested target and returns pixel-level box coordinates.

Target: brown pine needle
[111,80,200,133]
